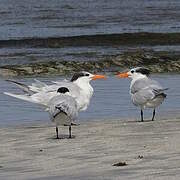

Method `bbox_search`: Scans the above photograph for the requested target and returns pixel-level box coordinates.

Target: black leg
[69,126,72,138]
[152,109,156,121]
[141,109,144,122]
[56,126,59,139]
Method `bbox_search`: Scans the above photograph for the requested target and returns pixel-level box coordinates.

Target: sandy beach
[0,118,180,180]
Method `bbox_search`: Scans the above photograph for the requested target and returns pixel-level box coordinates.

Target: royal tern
[4,72,106,111]
[117,67,167,121]
[47,87,78,139]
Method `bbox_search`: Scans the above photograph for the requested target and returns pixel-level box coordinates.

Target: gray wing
[31,79,47,88]
[6,79,48,94]
[48,94,78,121]
[43,81,81,98]
[6,79,34,95]
[131,78,166,106]
[51,79,68,83]
[131,87,155,105]
[131,78,163,94]
[29,79,48,93]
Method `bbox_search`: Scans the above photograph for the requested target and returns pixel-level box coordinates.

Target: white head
[70,71,106,111]
[116,67,150,80]
[70,71,106,85]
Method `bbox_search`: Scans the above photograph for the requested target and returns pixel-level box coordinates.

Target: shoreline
[1,50,180,77]
[1,118,180,179]
[1,111,180,128]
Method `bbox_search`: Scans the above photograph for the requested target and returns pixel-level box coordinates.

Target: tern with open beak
[117,67,168,122]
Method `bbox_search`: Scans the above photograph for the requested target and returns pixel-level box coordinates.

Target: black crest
[57,87,69,94]
[135,68,150,76]
[70,72,85,82]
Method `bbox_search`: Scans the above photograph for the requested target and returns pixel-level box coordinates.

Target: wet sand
[0,118,180,180]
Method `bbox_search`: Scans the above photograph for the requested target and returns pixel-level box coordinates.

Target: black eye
[85,74,89,76]
[131,70,134,73]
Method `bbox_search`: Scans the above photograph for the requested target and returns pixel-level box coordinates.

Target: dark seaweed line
[1,33,180,48]
[1,50,180,77]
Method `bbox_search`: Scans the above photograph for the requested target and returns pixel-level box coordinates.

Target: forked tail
[4,92,36,104]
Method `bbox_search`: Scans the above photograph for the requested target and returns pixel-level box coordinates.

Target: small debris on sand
[137,155,144,159]
[112,161,127,167]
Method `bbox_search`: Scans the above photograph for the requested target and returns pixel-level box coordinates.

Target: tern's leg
[141,109,144,122]
[69,126,72,138]
[56,126,59,139]
[152,109,156,121]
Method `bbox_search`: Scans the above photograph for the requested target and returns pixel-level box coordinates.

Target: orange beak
[91,74,107,80]
[116,72,129,78]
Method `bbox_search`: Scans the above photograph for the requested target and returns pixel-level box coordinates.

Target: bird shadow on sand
[136,119,155,123]
[124,119,155,123]
[47,135,76,140]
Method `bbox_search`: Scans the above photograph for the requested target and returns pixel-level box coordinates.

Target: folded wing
[131,78,167,106]
[48,94,78,122]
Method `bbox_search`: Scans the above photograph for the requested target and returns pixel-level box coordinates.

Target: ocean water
[0,0,180,40]
[0,74,179,126]
[0,0,180,65]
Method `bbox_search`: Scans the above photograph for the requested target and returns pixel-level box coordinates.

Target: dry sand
[0,118,180,180]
